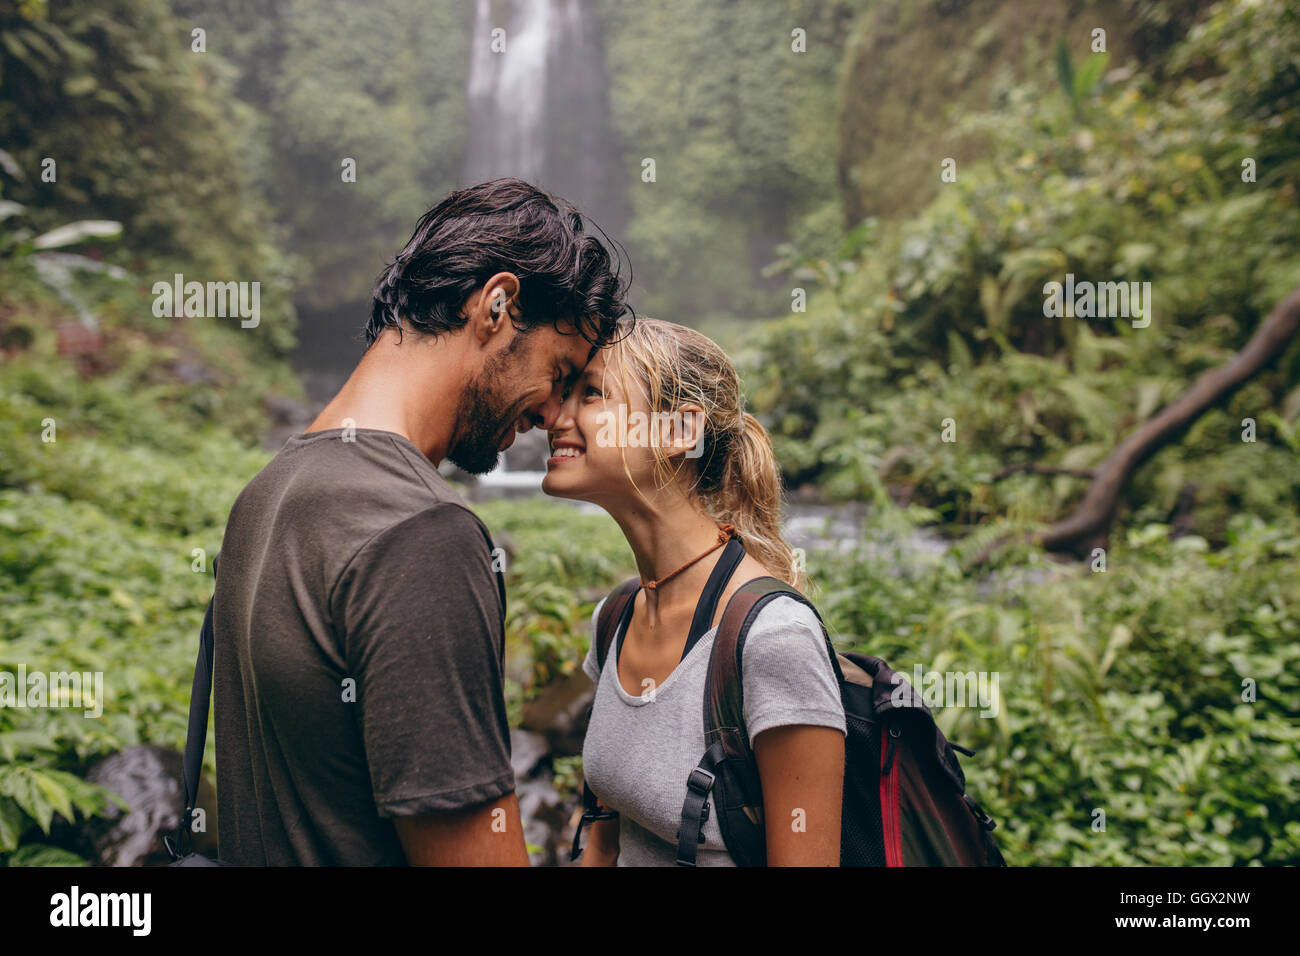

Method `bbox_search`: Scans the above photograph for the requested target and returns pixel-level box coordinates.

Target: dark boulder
[76,745,219,866]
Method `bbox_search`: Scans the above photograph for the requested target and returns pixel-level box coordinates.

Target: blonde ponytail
[706,412,804,591]
[607,318,805,591]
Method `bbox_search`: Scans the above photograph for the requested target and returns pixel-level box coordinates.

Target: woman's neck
[608,491,727,626]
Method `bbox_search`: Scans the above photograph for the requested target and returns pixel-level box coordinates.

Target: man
[213,178,632,865]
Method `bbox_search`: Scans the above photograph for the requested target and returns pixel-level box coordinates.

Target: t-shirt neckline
[286,427,436,459]
[610,614,718,706]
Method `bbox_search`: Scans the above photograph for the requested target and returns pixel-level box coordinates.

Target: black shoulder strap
[595,578,640,673]
[681,536,745,662]
[165,553,219,861]
[571,576,640,862]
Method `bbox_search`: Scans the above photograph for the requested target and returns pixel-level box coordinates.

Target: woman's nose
[520,388,565,432]
[548,393,580,433]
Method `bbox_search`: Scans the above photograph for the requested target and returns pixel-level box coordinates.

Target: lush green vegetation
[0,0,300,354]
[165,0,472,314]
[833,0,1216,225]
[473,499,629,724]
[0,0,1296,865]
[809,509,1300,864]
[0,259,292,860]
[595,0,858,319]
[735,0,1300,863]
[744,0,1300,542]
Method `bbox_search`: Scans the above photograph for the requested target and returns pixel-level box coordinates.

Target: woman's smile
[547,439,586,466]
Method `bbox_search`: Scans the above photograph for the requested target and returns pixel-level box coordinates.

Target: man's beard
[447,346,527,475]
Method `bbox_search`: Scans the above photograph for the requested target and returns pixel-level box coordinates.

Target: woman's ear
[661,404,707,461]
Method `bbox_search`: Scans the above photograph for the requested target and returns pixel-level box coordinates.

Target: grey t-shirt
[581,593,846,866]
[214,427,513,866]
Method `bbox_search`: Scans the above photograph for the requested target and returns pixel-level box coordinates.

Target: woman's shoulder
[735,590,845,740]
[739,587,825,636]
[755,588,821,615]
[740,595,831,678]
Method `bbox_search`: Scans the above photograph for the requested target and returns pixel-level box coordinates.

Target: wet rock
[511,727,550,779]
[54,321,107,376]
[511,728,579,866]
[521,668,595,756]
[170,359,221,386]
[263,393,315,427]
[78,745,219,866]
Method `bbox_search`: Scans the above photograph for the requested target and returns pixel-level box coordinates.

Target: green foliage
[473,499,632,702]
[550,754,584,803]
[0,0,300,357]
[1170,0,1300,190]
[595,0,858,320]
[1056,42,1110,119]
[0,204,287,863]
[809,510,1300,864]
[747,0,1300,541]
[835,0,1213,224]
[168,0,472,313]
[0,0,1294,870]
[0,479,217,861]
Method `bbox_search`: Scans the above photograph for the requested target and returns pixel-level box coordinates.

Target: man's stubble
[446,330,535,475]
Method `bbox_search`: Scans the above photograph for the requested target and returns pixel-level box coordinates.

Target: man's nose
[536,386,583,435]
[523,392,564,432]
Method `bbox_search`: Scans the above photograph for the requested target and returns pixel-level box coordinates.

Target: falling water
[464,0,627,238]
[462,0,629,492]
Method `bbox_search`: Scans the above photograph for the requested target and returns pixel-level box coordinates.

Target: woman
[542,317,846,866]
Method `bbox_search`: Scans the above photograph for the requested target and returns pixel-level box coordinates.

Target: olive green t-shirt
[212,427,511,866]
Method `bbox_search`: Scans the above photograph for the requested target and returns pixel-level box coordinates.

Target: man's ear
[662,405,707,461]
[468,272,521,345]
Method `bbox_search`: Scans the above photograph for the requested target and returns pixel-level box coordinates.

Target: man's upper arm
[393,791,529,866]
[332,503,514,820]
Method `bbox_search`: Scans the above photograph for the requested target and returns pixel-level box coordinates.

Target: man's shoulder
[330,500,505,648]
[224,429,494,593]
[333,500,501,605]
[350,499,495,563]
[278,428,460,501]
[239,429,470,530]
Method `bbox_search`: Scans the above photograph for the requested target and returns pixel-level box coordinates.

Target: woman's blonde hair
[603,317,805,591]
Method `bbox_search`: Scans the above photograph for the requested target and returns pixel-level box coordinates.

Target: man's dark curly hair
[366,178,634,348]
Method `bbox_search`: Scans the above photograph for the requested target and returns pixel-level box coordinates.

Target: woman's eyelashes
[563,381,602,402]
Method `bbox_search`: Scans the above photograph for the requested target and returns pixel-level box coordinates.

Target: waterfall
[461,0,629,491]
[466,0,552,184]
[463,0,627,241]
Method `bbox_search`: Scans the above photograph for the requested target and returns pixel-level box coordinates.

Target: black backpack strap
[674,740,724,866]
[677,577,842,866]
[594,577,640,673]
[569,778,619,862]
[570,577,640,862]
[681,536,745,663]
[164,553,219,861]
